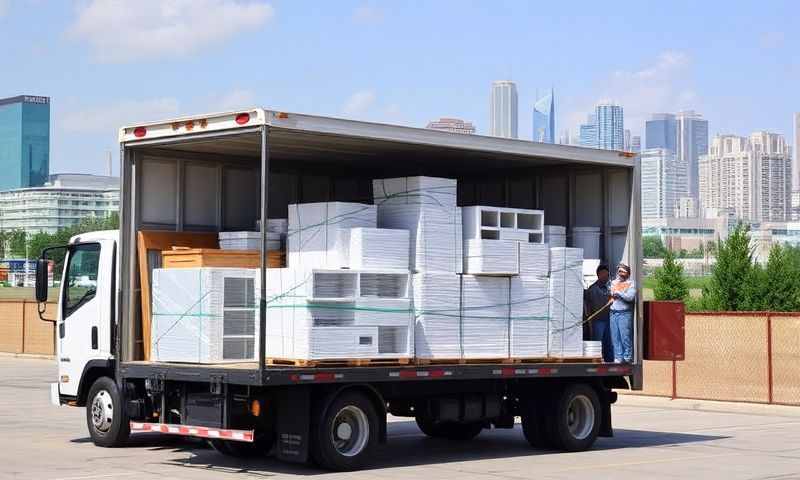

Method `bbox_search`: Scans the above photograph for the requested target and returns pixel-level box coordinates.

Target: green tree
[701,224,755,311]
[653,250,689,301]
[643,235,668,258]
[759,244,800,312]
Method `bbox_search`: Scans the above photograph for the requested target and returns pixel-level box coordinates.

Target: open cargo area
[118,109,641,386]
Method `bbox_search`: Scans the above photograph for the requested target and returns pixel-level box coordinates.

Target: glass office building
[645,113,677,152]
[596,103,624,150]
[0,95,50,191]
[532,90,555,143]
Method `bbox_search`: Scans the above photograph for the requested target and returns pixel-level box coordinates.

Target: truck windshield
[64,243,100,318]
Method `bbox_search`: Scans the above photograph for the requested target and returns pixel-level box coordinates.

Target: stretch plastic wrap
[151,267,260,363]
[343,228,410,270]
[461,275,510,359]
[548,247,585,357]
[374,176,463,273]
[544,225,567,248]
[519,243,550,277]
[412,273,462,359]
[463,239,519,275]
[510,276,549,358]
[287,202,376,269]
[218,231,281,251]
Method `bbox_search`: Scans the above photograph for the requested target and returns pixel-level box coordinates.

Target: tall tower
[490,81,518,139]
[793,112,800,191]
[0,95,50,190]
[532,89,555,143]
[676,110,709,201]
[596,103,624,150]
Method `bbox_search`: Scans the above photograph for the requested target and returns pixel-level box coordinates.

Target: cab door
[57,241,112,397]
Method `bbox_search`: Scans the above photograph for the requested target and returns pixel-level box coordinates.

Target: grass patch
[642,275,710,290]
[0,287,60,301]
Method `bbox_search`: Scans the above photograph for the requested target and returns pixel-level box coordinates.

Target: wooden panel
[0,301,24,353]
[137,231,219,361]
[162,248,285,269]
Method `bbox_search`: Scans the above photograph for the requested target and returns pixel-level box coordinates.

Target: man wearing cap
[610,263,636,363]
[584,264,613,362]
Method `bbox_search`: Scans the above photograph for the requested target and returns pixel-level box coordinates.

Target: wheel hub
[90,390,114,433]
[566,394,594,440]
[330,405,369,457]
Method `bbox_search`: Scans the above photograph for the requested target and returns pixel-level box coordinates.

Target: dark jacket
[584,279,610,322]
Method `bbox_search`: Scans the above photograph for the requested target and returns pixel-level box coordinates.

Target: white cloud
[566,51,695,137]
[61,98,180,133]
[342,90,377,117]
[69,0,274,62]
[352,5,384,24]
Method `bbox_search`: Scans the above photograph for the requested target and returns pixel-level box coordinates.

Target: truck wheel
[416,414,483,440]
[311,391,378,471]
[86,376,130,447]
[208,433,273,458]
[521,397,551,449]
[548,384,601,452]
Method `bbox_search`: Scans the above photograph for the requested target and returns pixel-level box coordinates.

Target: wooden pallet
[415,357,602,366]
[265,357,412,368]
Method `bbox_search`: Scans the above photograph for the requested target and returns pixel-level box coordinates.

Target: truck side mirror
[35,259,49,303]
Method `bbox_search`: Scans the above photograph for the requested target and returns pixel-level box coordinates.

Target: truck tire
[547,384,601,452]
[86,376,130,447]
[208,433,273,458]
[521,397,551,449]
[311,391,378,471]
[416,414,483,440]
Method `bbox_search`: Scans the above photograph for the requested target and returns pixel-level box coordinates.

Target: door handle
[91,326,98,350]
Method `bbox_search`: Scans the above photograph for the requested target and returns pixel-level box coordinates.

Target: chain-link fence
[634,313,800,406]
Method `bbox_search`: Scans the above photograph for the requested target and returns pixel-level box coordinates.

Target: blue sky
[0,0,797,175]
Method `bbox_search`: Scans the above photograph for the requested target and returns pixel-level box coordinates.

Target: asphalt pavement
[1,355,799,480]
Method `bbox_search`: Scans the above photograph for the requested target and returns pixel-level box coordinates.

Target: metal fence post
[766,313,773,404]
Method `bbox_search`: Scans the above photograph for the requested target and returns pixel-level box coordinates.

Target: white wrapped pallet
[219,231,281,250]
[548,247,585,358]
[544,225,567,248]
[151,267,260,363]
[463,239,519,275]
[519,242,550,277]
[413,273,462,359]
[461,275,509,359]
[377,203,462,273]
[510,276,549,358]
[345,228,409,270]
[287,202,376,269]
[373,176,457,207]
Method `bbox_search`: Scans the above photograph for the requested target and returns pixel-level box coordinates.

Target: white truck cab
[40,230,119,406]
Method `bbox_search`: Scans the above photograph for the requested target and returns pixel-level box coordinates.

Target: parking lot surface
[1,356,799,480]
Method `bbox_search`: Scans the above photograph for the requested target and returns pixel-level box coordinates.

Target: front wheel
[86,376,130,447]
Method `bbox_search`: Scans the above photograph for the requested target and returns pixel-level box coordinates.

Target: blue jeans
[610,309,633,363]
[592,317,614,362]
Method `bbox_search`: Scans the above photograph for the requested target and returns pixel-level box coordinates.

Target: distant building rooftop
[44,174,119,190]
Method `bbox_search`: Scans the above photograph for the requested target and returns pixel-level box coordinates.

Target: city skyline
[0,2,795,175]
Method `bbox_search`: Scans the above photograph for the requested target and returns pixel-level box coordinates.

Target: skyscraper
[0,95,50,190]
[699,132,791,222]
[426,117,476,134]
[640,148,684,219]
[676,110,709,201]
[489,81,518,139]
[793,112,800,190]
[631,136,641,153]
[579,114,598,148]
[532,89,554,143]
[645,113,677,152]
[624,129,631,152]
[558,129,571,145]
[596,103,624,150]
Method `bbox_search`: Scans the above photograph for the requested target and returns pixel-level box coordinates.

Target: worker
[610,263,636,363]
[584,264,613,362]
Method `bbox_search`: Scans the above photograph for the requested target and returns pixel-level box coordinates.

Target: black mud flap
[274,386,311,463]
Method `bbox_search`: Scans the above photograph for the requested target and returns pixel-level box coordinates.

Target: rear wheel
[311,391,378,471]
[86,376,130,447]
[521,396,552,449]
[548,384,601,451]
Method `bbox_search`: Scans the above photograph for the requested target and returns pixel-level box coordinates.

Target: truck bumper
[49,383,60,407]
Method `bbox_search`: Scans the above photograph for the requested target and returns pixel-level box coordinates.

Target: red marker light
[235,113,250,125]
[133,127,147,138]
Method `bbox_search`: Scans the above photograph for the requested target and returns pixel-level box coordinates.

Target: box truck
[37,108,647,471]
